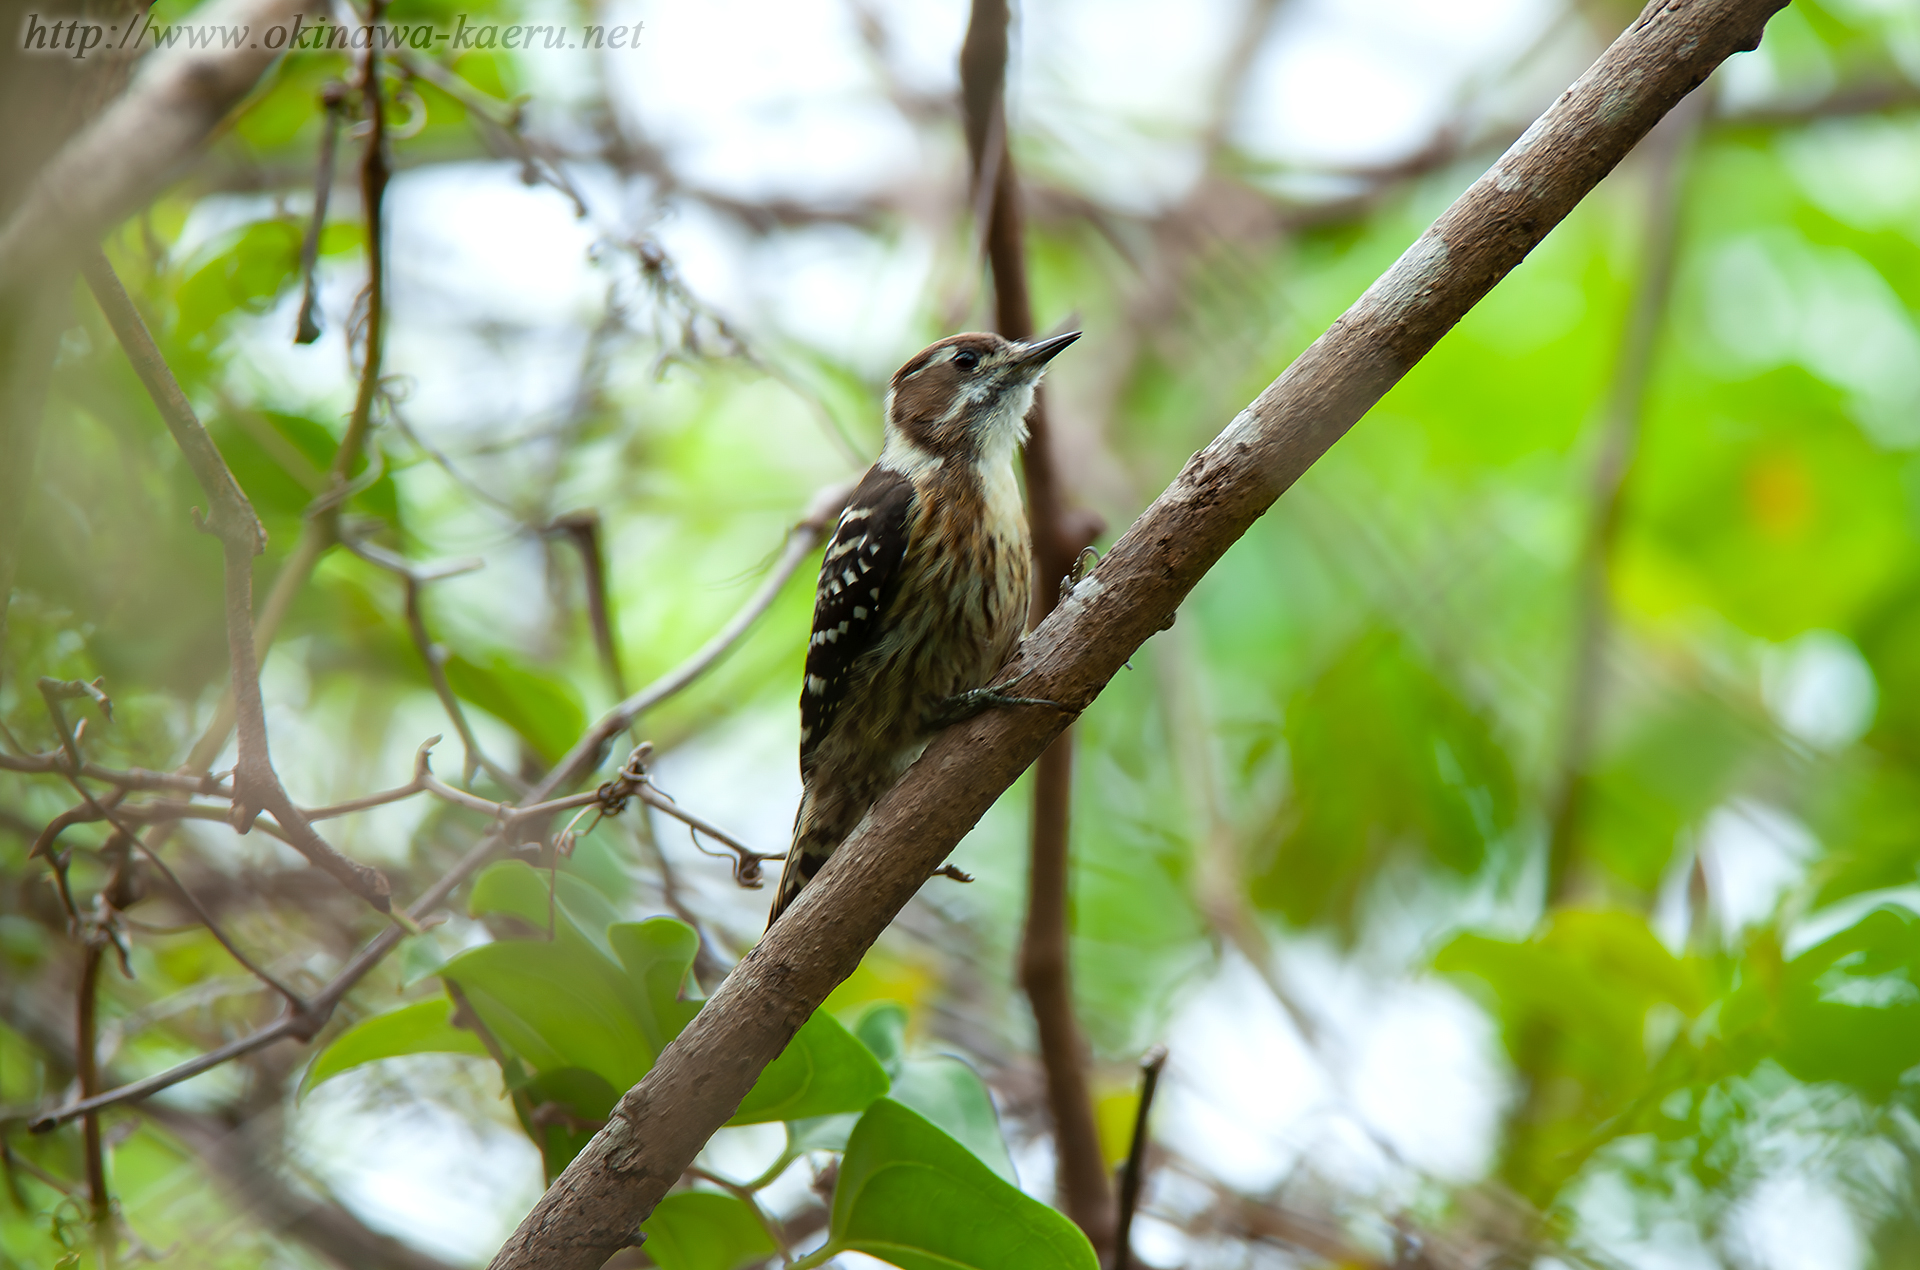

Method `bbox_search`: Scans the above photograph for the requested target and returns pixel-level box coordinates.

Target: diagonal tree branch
[487,2,1789,1263]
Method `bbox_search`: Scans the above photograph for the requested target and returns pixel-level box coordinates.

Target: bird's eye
[953,350,980,371]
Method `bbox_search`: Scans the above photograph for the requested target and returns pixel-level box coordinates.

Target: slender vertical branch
[294,81,348,345]
[183,35,393,777]
[1112,1045,1168,1270]
[339,533,520,790]
[551,510,628,700]
[76,940,112,1264]
[961,0,1113,1246]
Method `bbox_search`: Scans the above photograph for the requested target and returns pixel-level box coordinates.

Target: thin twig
[180,29,393,779]
[294,82,348,345]
[26,464,843,1130]
[34,683,309,1012]
[78,258,264,554]
[1112,1046,1168,1270]
[338,533,523,790]
[76,940,112,1264]
[685,1166,793,1264]
[1543,91,1707,905]
[550,510,628,700]
[0,751,231,797]
[391,47,590,217]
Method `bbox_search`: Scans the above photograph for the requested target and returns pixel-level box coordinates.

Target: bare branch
[960,0,1113,1244]
[549,510,628,700]
[0,750,232,797]
[181,28,393,779]
[75,940,112,1259]
[1544,91,1706,906]
[294,82,349,345]
[32,681,309,1012]
[81,252,391,910]
[486,3,1790,1262]
[1113,1045,1169,1270]
[80,254,265,555]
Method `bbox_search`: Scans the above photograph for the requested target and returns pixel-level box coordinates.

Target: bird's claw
[927,678,1075,729]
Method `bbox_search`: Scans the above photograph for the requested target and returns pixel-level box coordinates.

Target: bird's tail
[767,789,841,929]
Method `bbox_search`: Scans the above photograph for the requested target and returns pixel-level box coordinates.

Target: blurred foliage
[5,0,1920,1267]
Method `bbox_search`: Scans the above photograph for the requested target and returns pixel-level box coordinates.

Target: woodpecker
[768,329,1081,928]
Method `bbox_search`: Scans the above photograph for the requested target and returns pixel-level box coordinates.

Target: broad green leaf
[608,918,703,1051]
[517,1066,619,1182]
[457,866,884,1124]
[787,1113,862,1154]
[820,1099,1096,1270]
[442,654,587,764]
[640,1191,778,1270]
[439,938,657,1091]
[1435,909,1710,1090]
[471,859,624,960]
[853,1001,908,1076]
[890,1055,1017,1184]
[300,997,488,1097]
[1779,904,1920,1098]
[730,1009,889,1126]
[175,220,304,343]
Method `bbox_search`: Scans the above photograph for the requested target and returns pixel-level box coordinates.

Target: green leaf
[640,1191,778,1270]
[1435,909,1710,1092]
[442,654,587,764]
[174,220,304,343]
[608,918,703,1052]
[517,1066,619,1182]
[821,1099,1097,1270]
[890,1055,1017,1184]
[1779,904,1920,1099]
[471,859,624,960]
[457,864,885,1124]
[300,997,488,1097]
[731,1008,890,1126]
[853,1001,908,1076]
[438,938,657,1092]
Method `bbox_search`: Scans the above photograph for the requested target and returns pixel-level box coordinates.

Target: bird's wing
[799,465,917,774]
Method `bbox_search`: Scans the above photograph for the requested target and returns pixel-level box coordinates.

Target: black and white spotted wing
[799,466,916,773]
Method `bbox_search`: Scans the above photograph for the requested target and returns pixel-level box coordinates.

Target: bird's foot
[927,672,1076,729]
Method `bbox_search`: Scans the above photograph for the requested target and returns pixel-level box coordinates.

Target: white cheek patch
[879,433,944,479]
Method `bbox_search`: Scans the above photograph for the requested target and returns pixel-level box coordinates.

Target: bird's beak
[1013,330,1081,370]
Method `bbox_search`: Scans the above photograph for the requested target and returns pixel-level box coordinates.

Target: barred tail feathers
[768,785,851,929]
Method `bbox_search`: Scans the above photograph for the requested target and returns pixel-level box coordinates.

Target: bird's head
[880,330,1080,474]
